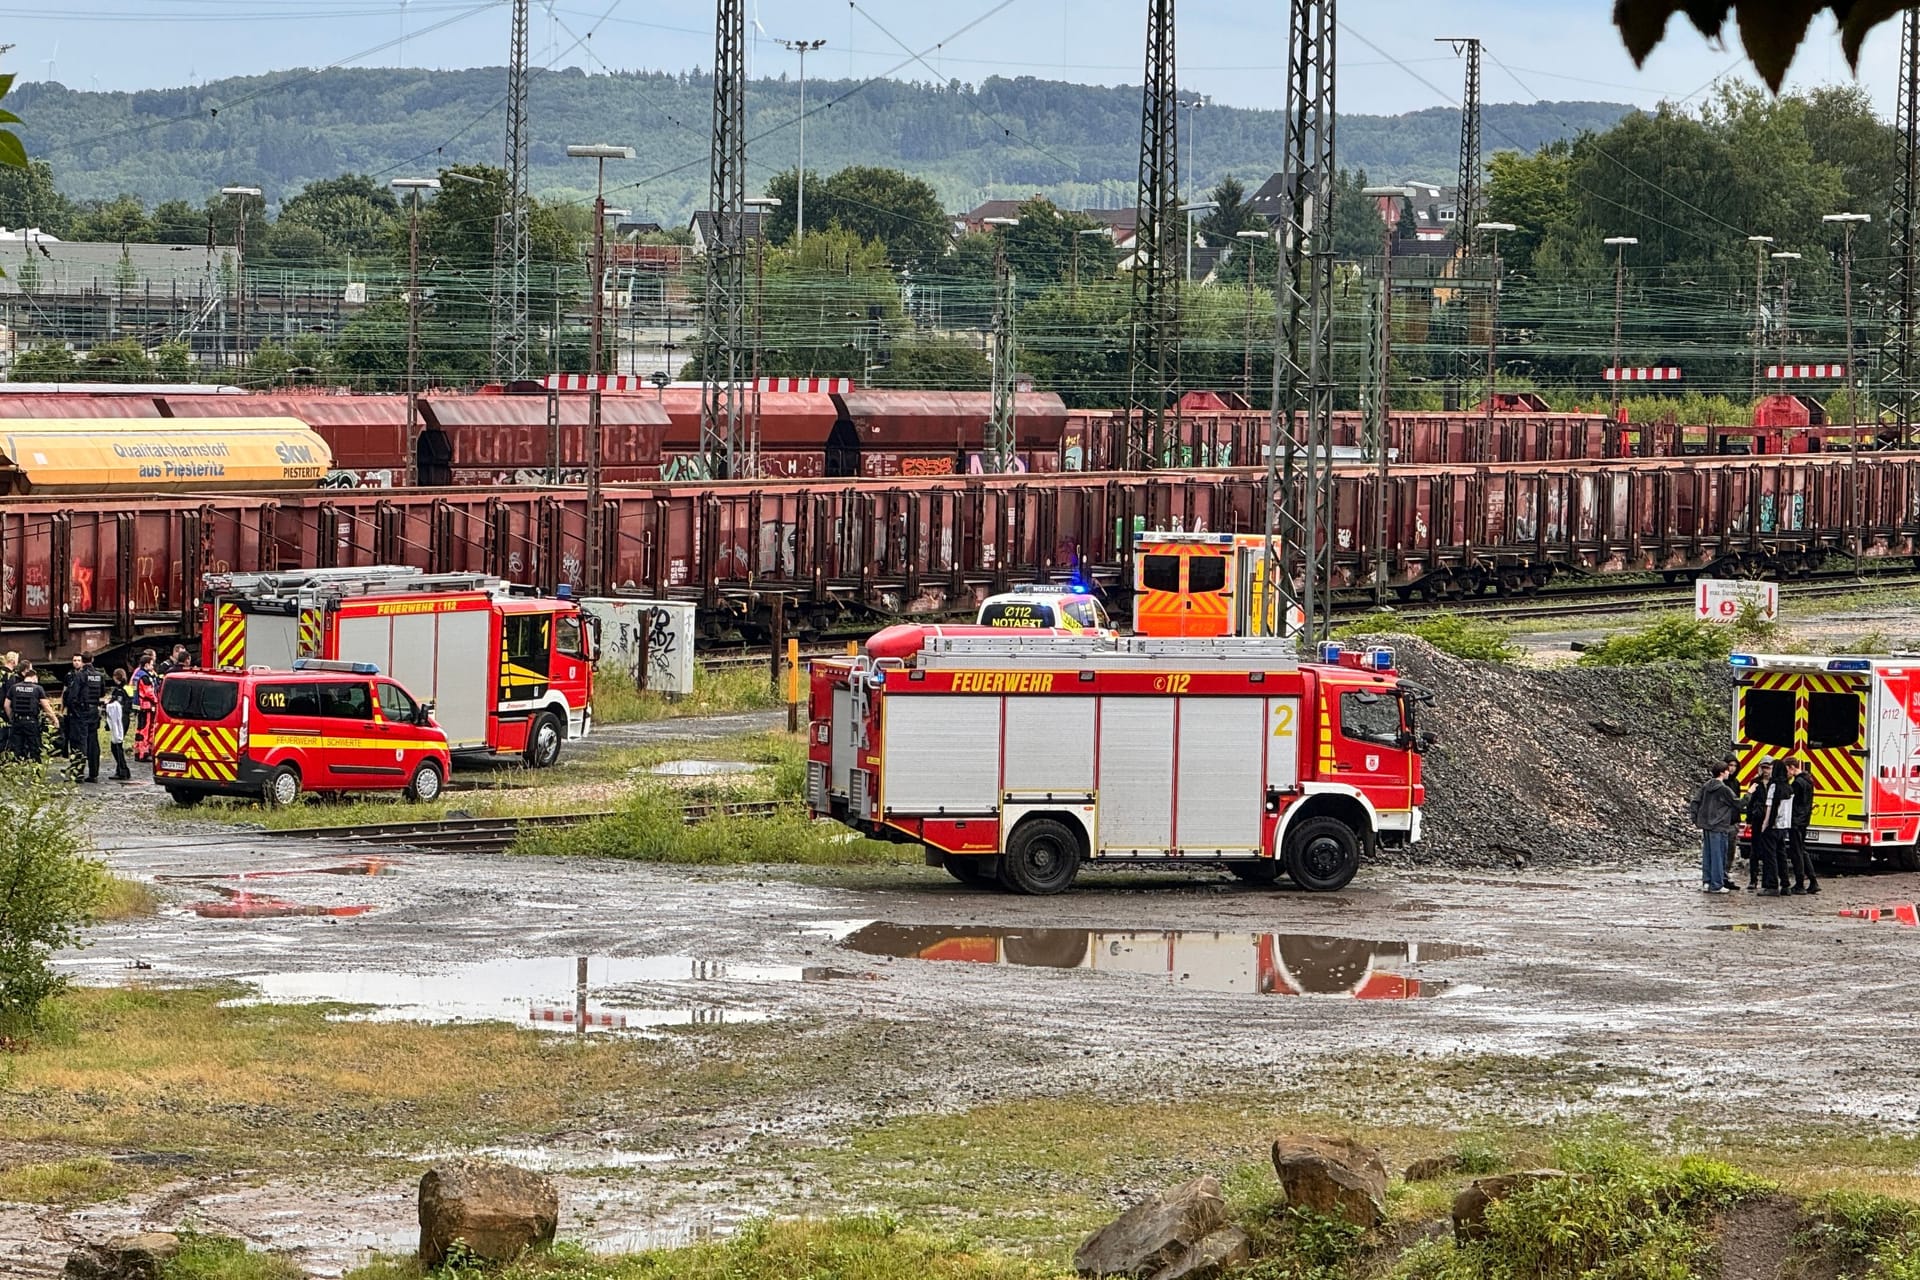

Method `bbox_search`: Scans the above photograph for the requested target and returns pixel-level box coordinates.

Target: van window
[1186,555,1227,593]
[1141,555,1181,593]
[1340,690,1402,745]
[255,682,322,717]
[378,682,418,724]
[1063,600,1109,629]
[161,677,238,722]
[1807,691,1861,751]
[1742,687,1796,750]
[557,614,585,658]
[980,600,1055,628]
[320,681,373,721]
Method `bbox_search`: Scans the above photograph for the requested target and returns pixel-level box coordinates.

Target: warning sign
[1695,578,1778,624]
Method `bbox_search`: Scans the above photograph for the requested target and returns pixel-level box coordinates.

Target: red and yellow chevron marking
[213,603,247,671]
[297,607,323,659]
[149,721,240,783]
[1732,672,1865,823]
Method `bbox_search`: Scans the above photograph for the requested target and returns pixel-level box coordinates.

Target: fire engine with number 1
[808,633,1433,894]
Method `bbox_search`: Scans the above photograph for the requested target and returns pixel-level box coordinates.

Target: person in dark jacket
[1693,761,1741,893]
[7,662,47,762]
[1743,764,1772,890]
[1752,759,1794,896]
[1785,757,1819,895]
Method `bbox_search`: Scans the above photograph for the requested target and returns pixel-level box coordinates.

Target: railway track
[267,800,785,856]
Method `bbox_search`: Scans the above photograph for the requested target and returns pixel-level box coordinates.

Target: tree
[1000,197,1115,287]
[9,343,74,380]
[153,340,193,381]
[0,766,106,1031]
[277,173,403,257]
[71,195,154,244]
[149,199,206,246]
[1331,168,1390,261]
[1484,144,1577,277]
[260,223,327,263]
[1197,176,1264,243]
[113,246,137,294]
[0,160,75,238]
[83,338,155,382]
[878,337,990,390]
[763,166,952,271]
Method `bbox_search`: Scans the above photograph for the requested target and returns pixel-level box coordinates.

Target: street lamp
[1363,185,1413,603]
[565,143,634,595]
[1179,200,1217,284]
[1179,95,1209,205]
[776,38,827,244]
[1825,211,1872,558]
[391,177,440,485]
[220,185,262,368]
[744,195,782,476]
[1476,221,1516,457]
[1236,228,1273,404]
[1746,235,1774,397]
[1603,236,1638,409]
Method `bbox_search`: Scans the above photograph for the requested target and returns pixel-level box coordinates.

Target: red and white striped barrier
[528,1004,629,1028]
[757,377,852,394]
[1766,364,1849,379]
[542,374,651,392]
[1603,367,1683,382]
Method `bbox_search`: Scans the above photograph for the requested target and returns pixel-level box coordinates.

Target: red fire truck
[201,567,594,767]
[807,633,1432,894]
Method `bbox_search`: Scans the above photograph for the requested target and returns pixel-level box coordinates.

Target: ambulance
[808,632,1432,894]
[974,585,1113,633]
[1132,532,1304,637]
[201,567,593,767]
[1730,652,1920,870]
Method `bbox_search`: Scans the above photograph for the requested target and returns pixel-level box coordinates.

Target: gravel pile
[1353,636,1737,870]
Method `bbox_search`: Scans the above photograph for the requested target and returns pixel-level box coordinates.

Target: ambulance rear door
[1867,665,1920,843]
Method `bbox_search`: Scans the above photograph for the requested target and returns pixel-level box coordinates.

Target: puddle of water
[404,1145,676,1172]
[1707,923,1785,932]
[833,923,1478,1000]
[185,888,375,920]
[159,859,399,885]
[648,759,765,776]
[225,954,839,1030]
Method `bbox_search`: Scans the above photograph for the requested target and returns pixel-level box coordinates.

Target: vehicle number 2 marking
[1272,704,1296,738]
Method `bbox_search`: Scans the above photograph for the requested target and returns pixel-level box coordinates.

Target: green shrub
[1337,616,1518,662]
[0,765,107,1032]
[1578,616,1735,666]
[1801,1191,1920,1280]
[512,789,908,867]
[161,1231,304,1280]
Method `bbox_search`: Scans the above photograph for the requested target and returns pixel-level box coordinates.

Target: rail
[266,800,785,855]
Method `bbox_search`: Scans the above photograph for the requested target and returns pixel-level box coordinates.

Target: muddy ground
[16,714,1920,1276]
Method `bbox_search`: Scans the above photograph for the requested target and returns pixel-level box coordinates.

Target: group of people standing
[1,644,191,781]
[1693,757,1821,896]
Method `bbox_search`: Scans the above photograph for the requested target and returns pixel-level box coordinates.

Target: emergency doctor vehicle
[809,632,1432,894]
[1731,652,1920,870]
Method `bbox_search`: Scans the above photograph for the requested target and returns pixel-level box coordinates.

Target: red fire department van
[808,633,1432,894]
[153,659,453,808]
[201,567,593,767]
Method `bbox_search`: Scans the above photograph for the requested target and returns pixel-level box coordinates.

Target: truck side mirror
[1419,730,1440,751]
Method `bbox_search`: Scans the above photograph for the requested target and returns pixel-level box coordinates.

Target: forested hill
[16,67,1630,218]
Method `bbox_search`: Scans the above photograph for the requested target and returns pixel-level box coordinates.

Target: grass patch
[1801,1191,1920,1280]
[93,874,161,921]
[344,1219,1066,1280]
[512,789,908,866]
[593,664,785,726]
[0,1154,144,1204]
[162,1231,305,1280]
[1339,615,1518,662]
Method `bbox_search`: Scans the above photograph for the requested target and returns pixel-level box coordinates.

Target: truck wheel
[1896,846,1920,873]
[524,713,563,769]
[999,818,1081,896]
[1228,860,1282,886]
[164,787,202,808]
[406,760,444,803]
[1284,817,1361,892]
[264,765,303,809]
[943,855,999,886]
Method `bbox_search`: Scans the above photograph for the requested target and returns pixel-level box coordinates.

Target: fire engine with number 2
[808,631,1434,894]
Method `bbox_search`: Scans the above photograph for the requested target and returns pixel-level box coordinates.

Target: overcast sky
[12,0,1906,120]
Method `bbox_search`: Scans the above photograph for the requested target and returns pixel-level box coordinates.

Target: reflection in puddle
[187,888,375,920]
[160,859,399,883]
[1841,904,1920,926]
[835,924,1478,1000]
[228,954,844,1031]
[648,759,764,776]
[1707,923,1785,933]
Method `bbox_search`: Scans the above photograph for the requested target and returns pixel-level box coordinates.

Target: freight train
[3,453,1915,661]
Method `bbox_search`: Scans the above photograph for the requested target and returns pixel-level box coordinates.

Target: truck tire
[406,760,444,803]
[1284,817,1361,893]
[943,855,999,887]
[1228,860,1283,886]
[525,712,563,769]
[999,817,1081,896]
[264,764,303,809]
[1897,846,1920,873]
[165,787,202,808]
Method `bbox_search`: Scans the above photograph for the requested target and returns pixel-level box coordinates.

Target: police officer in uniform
[8,662,47,762]
[65,653,106,782]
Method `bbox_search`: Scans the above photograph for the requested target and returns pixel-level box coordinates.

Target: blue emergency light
[1728,654,1758,668]
[1827,658,1874,672]
[1317,641,1344,663]
[556,584,573,600]
[292,658,380,675]
[1362,646,1395,672]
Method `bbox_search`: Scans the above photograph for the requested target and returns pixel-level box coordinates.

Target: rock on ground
[418,1158,560,1266]
[63,1233,182,1280]
[1353,636,1734,869]
[1073,1175,1227,1278]
[1270,1135,1389,1228]
[1150,1226,1251,1280]
[1451,1170,1570,1240]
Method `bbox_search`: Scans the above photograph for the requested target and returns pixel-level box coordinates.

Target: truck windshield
[161,678,239,722]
